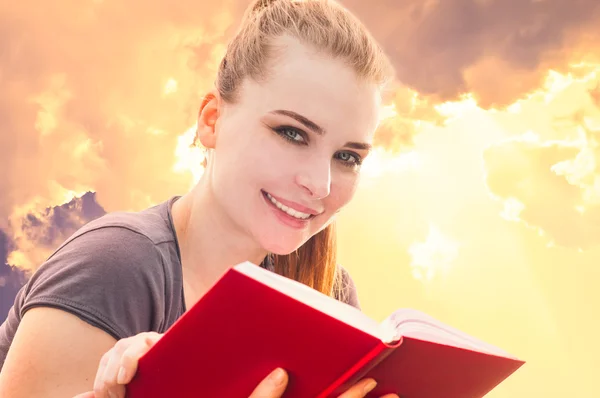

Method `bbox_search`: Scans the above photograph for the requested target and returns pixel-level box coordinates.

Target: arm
[0,307,117,397]
[0,226,165,397]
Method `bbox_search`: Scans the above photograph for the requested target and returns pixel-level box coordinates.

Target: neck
[171,176,268,308]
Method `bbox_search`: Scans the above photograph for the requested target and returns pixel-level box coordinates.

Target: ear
[196,90,220,149]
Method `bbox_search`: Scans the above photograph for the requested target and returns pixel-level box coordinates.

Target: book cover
[126,262,524,398]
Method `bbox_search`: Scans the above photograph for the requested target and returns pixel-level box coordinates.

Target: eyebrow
[269,109,372,151]
[345,142,372,151]
[269,109,325,135]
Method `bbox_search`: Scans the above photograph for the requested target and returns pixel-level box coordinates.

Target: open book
[126,262,524,398]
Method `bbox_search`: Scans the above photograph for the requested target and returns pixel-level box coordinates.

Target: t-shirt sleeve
[335,265,361,310]
[20,226,166,341]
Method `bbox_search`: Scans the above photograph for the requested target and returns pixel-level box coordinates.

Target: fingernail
[363,380,377,394]
[269,368,285,386]
[117,366,127,384]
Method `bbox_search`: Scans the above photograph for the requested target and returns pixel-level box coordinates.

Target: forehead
[236,36,381,142]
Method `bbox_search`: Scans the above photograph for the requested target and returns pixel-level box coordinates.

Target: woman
[0,0,399,397]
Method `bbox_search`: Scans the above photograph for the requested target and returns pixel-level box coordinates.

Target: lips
[262,190,315,220]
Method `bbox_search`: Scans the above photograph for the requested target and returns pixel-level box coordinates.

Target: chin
[260,237,306,256]
[255,229,312,256]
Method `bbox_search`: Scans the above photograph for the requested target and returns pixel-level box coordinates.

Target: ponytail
[272,222,341,297]
[251,0,279,13]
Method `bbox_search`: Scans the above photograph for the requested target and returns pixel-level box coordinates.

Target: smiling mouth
[261,190,316,221]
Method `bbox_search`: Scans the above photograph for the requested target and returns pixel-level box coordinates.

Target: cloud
[482,66,600,250]
[6,192,106,272]
[484,132,600,250]
[483,136,593,247]
[375,82,448,152]
[0,230,27,323]
[343,0,600,108]
[0,0,250,225]
[408,224,460,282]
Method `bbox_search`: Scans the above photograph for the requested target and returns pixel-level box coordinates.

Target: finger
[248,368,289,398]
[379,394,400,398]
[100,344,124,392]
[72,392,95,398]
[92,351,111,398]
[337,378,377,398]
[118,333,162,384]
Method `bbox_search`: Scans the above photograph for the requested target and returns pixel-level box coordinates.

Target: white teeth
[266,192,311,220]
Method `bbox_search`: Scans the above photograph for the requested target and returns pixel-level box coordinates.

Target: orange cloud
[375,82,447,152]
[483,135,594,248]
[344,0,600,108]
[483,65,600,249]
[0,0,248,226]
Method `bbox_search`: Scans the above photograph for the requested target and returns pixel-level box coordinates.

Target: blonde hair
[216,0,394,298]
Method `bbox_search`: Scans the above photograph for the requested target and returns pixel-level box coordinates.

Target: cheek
[327,171,360,211]
[215,127,271,182]
[248,141,298,186]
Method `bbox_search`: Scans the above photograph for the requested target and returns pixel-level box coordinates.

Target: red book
[126,262,524,398]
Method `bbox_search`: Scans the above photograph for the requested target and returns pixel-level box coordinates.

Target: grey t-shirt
[0,196,360,371]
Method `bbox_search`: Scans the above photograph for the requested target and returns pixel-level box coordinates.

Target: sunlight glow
[408,224,459,282]
[172,125,205,188]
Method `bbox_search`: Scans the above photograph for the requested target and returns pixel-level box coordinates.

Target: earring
[200,150,208,168]
[192,134,209,168]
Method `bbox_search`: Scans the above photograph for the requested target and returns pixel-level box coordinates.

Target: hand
[248,368,399,398]
[73,331,163,398]
[335,377,399,398]
[73,334,398,398]
[74,363,290,398]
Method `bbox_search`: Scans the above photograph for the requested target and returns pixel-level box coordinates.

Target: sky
[1,0,600,396]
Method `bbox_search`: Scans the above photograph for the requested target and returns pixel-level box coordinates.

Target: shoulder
[21,204,175,339]
[335,265,361,310]
[38,221,164,287]
[39,200,176,280]
[66,199,175,247]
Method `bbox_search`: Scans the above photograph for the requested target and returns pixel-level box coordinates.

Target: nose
[295,159,331,200]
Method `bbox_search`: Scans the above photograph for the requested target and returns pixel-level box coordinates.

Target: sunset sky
[1,0,600,397]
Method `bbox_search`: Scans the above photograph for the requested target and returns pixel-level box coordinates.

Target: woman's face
[202,36,381,255]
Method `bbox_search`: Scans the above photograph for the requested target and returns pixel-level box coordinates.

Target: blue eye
[335,151,362,167]
[274,126,307,144]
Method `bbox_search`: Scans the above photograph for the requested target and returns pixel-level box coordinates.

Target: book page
[380,308,518,358]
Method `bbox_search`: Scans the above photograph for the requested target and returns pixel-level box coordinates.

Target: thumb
[249,368,289,398]
[72,392,95,398]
